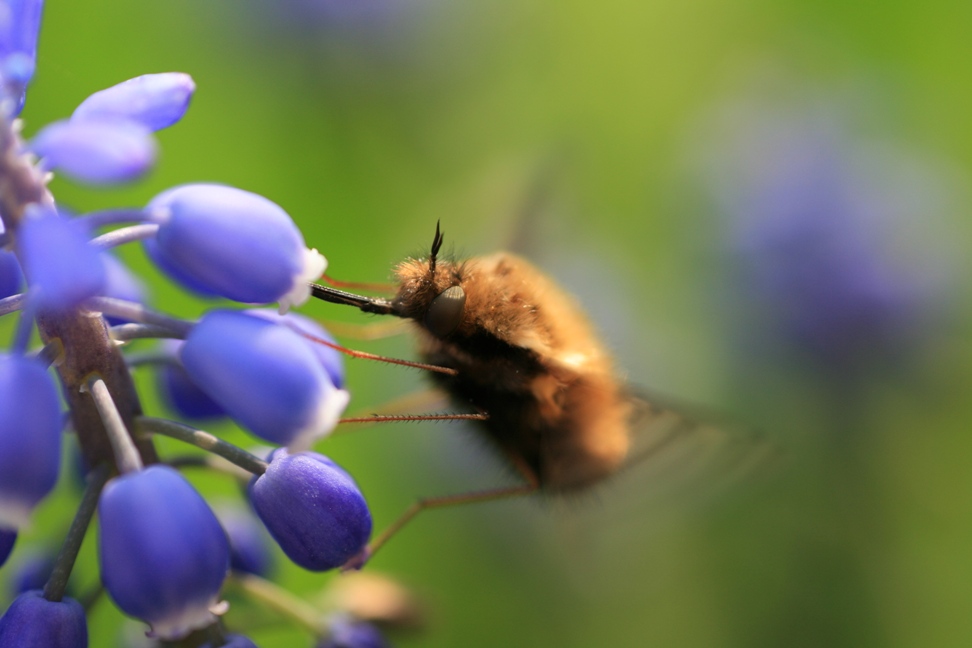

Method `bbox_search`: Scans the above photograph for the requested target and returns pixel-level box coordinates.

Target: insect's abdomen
[423,339,631,493]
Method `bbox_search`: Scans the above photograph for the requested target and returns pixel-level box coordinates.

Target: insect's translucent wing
[619,388,780,504]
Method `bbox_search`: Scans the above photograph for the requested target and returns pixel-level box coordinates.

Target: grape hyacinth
[0,2,387,644]
[696,94,953,375]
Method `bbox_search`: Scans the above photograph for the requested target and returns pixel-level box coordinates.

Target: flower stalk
[137,417,268,476]
[42,463,110,602]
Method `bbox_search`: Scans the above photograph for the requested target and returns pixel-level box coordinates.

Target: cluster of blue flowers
[0,2,394,646]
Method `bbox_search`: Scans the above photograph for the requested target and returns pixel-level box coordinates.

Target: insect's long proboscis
[308,283,402,316]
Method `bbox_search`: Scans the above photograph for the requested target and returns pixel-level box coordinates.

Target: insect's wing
[619,388,780,503]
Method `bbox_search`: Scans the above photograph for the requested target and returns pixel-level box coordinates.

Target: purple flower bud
[249,449,371,572]
[0,0,44,114]
[201,634,258,648]
[0,248,23,299]
[31,118,157,185]
[145,184,325,309]
[317,616,389,648]
[98,466,230,640]
[17,208,105,313]
[246,309,345,388]
[71,73,195,131]
[0,590,88,648]
[0,528,15,568]
[156,340,227,421]
[180,310,349,448]
[216,506,275,577]
[0,354,62,529]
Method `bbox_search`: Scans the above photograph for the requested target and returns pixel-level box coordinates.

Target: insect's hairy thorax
[395,253,613,371]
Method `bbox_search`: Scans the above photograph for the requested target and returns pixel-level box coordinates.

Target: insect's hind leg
[344,482,538,571]
[344,455,540,570]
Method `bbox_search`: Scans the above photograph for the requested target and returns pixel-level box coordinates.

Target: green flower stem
[230,573,327,636]
[85,375,143,473]
[34,338,64,368]
[136,417,268,475]
[109,322,186,342]
[89,223,159,249]
[124,348,177,368]
[43,464,111,602]
[166,453,257,485]
[85,296,193,338]
[0,292,25,317]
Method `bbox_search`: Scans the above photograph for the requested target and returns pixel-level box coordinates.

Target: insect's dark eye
[424,285,466,337]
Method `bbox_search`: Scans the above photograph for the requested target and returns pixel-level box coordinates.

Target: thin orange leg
[345,452,540,569]
[313,318,409,341]
[347,481,538,570]
[339,412,489,425]
[319,274,396,294]
[288,326,457,377]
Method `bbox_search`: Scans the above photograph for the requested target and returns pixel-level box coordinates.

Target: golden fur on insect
[392,251,632,492]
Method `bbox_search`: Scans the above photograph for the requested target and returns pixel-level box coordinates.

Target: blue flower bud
[0,590,88,648]
[98,466,230,640]
[317,616,389,648]
[0,249,23,299]
[246,309,345,388]
[71,73,195,131]
[0,0,44,114]
[201,634,258,648]
[0,354,62,529]
[142,235,221,298]
[248,449,371,572]
[180,310,349,448]
[217,506,275,577]
[0,528,15,568]
[17,208,105,313]
[156,341,227,421]
[31,118,156,185]
[145,184,325,309]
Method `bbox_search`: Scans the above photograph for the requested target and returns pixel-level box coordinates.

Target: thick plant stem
[37,308,158,474]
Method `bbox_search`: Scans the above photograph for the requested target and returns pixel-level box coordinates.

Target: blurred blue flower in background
[7,548,54,597]
[695,92,957,374]
[216,504,276,578]
[686,86,966,648]
[316,614,390,648]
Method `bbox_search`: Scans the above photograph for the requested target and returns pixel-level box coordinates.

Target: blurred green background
[4,0,972,646]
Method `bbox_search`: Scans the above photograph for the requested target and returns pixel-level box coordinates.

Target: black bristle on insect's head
[429,220,444,278]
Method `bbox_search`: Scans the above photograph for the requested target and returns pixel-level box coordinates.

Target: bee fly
[309,222,771,562]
